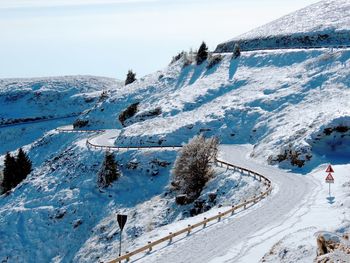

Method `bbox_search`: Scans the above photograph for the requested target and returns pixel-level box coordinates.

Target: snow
[1,0,350,262]
[234,0,350,41]
[0,75,121,125]
[215,0,350,51]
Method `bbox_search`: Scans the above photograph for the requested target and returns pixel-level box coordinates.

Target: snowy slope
[81,48,350,169]
[0,0,350,262]
[0,75,120,125]
[0,76,122,154]
[215,0,350,51]
[0,131,261,262]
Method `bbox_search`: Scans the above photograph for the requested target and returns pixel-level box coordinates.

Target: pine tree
[1,149,32,194]
[1,152,16,193]
[16,148,32,184]
[233,43,241,59]
[196,41,209,65]
[125,70,136,85]
[97,152,121,188]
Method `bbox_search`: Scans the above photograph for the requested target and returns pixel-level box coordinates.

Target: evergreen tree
[1,152,16,193]
[1,149,32,194]
[125,70,136,85]
[16,148,32,184]
[97,152,121,188]
[232,43,241,59]
[196,41,208,65]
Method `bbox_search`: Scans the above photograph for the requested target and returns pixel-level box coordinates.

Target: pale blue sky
[0,0,319,79]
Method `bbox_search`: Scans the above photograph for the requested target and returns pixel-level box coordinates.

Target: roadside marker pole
[117,214,128,258]
[325,164,335,198]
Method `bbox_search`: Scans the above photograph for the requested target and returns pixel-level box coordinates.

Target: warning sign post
[325,165,335,198]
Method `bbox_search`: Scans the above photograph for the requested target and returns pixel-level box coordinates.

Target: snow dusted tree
[1,148,32,194]
[1,152,16,193]
[125,70,136,85]
[16,148,32,184]
[172,135,219,203]
[196,41,208,65]
[97,152,121,188]
[232,43,241,59]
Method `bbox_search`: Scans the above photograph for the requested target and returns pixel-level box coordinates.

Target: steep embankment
[215,0,350,52]
[81,48,350,169]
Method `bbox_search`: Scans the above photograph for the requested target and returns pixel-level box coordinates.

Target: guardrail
[55,127,105,133]
[107,159,272,263]
[55,126,273,263]
[86,139,182,151]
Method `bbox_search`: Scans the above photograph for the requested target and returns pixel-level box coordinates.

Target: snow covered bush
[125,70,136,85]
[118,102,140,126]
[170,51,185,64]
[172,135,219,204]
[207,55,223,69]
[1,148,32,194]
[196,41,209,65]
[232,43,241,59]
[73,119,89,129]
[97,152,121,188]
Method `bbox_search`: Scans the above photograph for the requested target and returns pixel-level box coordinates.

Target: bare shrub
[118,102,139,126]
[170,51,185,64]
[97,152,121,188]
[207,55,223,69]
[73,119,89,129]
[172,135,219,203]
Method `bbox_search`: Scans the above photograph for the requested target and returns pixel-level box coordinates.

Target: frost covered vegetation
[0,0,350,262]
[97,152,121,188]
[172,135,218,204]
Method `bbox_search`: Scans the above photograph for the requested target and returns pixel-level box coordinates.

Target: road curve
[135,145,317,263]
[56,127,317,262]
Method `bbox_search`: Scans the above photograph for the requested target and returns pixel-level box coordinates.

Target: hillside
[0,75,119,125]
[215,0,350,52]
[0,76,121,154]
[1,0,350,262]
[81,48,350,170]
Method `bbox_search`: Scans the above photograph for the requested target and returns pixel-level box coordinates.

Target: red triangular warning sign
[325,173,334,181]
[325,164,334,173]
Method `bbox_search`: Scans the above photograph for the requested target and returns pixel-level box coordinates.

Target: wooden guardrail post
[231,205,235,215]
[218,212,222,222]
[169,232,173,243]
[187,224,191,235]
[148,241,152,252]
[203,217,207,228]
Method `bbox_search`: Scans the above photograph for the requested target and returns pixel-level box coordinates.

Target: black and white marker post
[117,214,128,257]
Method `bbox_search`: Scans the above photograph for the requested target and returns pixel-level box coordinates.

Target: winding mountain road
[57,127,318,262]
[133,145,318,263]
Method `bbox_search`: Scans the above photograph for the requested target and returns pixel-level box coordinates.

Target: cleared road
[136,144,317,263]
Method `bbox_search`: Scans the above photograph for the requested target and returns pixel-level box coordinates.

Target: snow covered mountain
[0,75,119,126]
[1,0,350,262]
[215,0,350,51]
[0,76,121,153]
